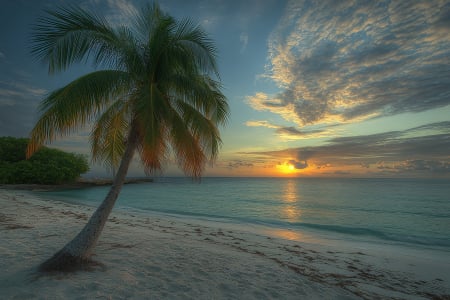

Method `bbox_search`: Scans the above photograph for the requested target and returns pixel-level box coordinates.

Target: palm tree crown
[28,3,229,272]
[28,3,229,177]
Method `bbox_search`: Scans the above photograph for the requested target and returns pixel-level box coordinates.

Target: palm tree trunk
[39,130,138,272]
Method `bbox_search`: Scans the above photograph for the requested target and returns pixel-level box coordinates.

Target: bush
[0,136,28,162]
[0,136,89,184]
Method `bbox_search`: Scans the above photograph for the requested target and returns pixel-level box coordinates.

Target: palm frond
[91,99,130,170]
[111,27,146,77]
[136,130,167,175]
[133,82,171,174]
[173,100,222,161]
[168,74,229,126]
[133,3,173,41]
[31,5,114,73]
[145,18,177,81]
[173,18,219,78]
[169,110,207,178]
[27,70,131,157]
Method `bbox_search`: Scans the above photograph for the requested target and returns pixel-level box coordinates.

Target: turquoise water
[40,177,450,250]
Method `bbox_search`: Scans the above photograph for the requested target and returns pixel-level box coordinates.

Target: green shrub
[0,136,89,184]
[0,136,28,162]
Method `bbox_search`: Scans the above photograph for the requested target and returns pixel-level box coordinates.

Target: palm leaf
[168,74,229,125]
[31,5,113,73]
[173,18,219,78]
[91,99,130,170]
[27,70,131,157]
[173,100,221,161]
[169,110,206,178]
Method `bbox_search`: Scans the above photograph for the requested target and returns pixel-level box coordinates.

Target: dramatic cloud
[248,0,450,127]
[247,121,450,176]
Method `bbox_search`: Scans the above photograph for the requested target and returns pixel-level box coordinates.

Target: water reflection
[264,228,322,244]
[267,228,305,241]
[282,180,301,222]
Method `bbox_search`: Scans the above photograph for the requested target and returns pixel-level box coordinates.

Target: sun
[277,162,296,174]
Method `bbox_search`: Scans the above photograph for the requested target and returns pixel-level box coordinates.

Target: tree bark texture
[38,130,138,272]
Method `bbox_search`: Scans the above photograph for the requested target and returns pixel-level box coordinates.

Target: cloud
[246,120,279,129]
[240,32,248,53]
[0,51,5,59]
[184,0,280,34]
[246,119,335,139]
[245,121,450,176]
[225,159,254,169]
[248,0,450,127]
[288,159,308,169]
[106,0,137,15]
[0,81,46,100]
[99,0,138,25]
[377,160,450,174]
[0,81,46,137]
[218,154,280,172]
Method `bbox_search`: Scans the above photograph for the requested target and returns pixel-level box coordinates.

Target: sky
[0,0,449,178]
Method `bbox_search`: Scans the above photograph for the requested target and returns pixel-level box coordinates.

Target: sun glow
[277,162,296,174]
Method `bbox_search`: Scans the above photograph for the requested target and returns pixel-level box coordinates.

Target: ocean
[39,177,450,251]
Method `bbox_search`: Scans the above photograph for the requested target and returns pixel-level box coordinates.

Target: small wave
[348,207,450,219]
[295,222,390,238]
[121,205,450,248]
[285,221,450,248]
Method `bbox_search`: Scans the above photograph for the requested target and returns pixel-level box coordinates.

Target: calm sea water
[40,177,450,250]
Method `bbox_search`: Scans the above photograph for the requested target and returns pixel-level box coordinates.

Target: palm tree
[28,3,229,272]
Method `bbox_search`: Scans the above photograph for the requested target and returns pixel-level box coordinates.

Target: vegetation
[0,136,88,184]
[29,2,229,272]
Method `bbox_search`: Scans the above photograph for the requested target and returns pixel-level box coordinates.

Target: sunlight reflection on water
[268,228,305,241]
[281,179,301,222]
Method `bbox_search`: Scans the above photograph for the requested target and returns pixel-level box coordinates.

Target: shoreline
[1,189,449,299]
[0,177,153,191]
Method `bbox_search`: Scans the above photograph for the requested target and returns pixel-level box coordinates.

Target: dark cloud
[288,159,308,169]
[377,160,450,174]
[407,121,450,133]
[246,120,331,139]
[248,0,450,126]
[276,126,302,136]
[275,126,324,138]
[225,160,254,169]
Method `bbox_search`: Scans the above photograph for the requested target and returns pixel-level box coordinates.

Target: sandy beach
[1,189,449,299]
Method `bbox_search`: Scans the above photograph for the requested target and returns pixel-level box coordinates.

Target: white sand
[1,189,449,299]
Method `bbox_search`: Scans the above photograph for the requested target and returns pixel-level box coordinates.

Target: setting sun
[277,162,297,174]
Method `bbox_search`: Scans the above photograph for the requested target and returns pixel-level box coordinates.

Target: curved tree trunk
[39,130,138,272]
